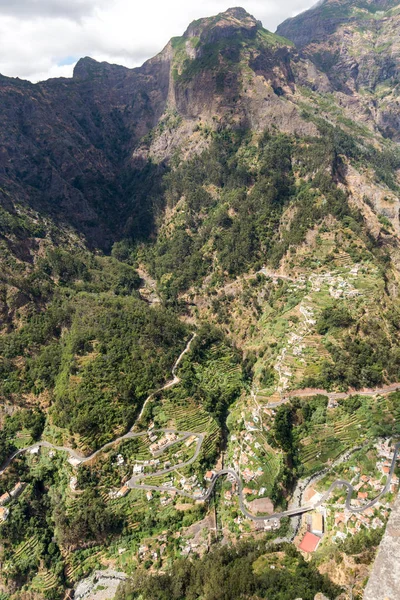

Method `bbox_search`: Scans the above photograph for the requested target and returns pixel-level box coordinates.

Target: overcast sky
[0,0,316,82]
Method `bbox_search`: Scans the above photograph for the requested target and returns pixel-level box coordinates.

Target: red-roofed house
[335,513,345,527]
[299,532,321,553]
[0,493,10,507]
[358,491,368,500]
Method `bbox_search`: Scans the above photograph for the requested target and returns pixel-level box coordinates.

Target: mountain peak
[220,7,258,21]
[73,56,128,80]
[183,6,262,43]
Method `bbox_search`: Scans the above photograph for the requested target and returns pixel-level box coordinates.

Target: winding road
[1,332,399,525]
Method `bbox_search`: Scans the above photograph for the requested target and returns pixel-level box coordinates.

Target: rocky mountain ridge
[1,5,399,252]
[277,0,400,139]
[1,4,400,599]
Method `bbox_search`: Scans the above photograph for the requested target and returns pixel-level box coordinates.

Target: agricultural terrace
[294,393,400,476]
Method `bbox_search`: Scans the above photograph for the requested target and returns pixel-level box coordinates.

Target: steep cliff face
[277,0,400,140]
[277,0,399,47]
[0,4,399,253]
[0,8,314,247]
[0,51,172,247]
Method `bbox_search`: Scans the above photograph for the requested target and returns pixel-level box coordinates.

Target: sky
[0,0,316,83]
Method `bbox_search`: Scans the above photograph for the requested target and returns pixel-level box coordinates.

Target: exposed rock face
[0,4,399,250]
[277,0,399,47]
[184,7,262,44]
[0,56,171,247]
[0,8,315,247]
[363,493,400,600]
[277,0,400,141]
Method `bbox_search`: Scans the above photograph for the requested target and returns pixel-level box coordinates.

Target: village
[1,392,399,576]
[296,439,399,554]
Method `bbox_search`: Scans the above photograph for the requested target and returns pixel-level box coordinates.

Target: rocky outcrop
[363,493,400,600]
[277,0,399,48]
[277,0,400,140]
[0,4,399,251]
[0,7,317,247]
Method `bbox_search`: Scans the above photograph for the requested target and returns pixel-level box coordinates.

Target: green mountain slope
[1,4,400,599]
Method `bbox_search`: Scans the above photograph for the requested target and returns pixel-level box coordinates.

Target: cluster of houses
[0,482,26,522]
[350,468,399,505]
[149,432,179,456]
[229,427,267,484]
[308,270,361,300]
[138,533,168,562]
[332,503,389,541]
[297,440,400,552]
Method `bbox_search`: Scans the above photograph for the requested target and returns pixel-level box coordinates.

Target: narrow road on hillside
[128,443,400,522]
[137,333,197,421]
[1,331,399,524]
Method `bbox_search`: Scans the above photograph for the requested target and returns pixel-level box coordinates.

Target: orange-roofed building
[358,491,368,500]
[382,466,390,474]
[299,532,321,553]
[243,488,253,495]
[0,493,10,506]
[118,486,129,498]
[335,513,345,527]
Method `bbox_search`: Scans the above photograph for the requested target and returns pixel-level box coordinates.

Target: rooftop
[299,532,321,553]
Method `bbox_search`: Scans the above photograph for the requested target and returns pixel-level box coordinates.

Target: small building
[0,507,9,522]
[299,532,321,553]
[358,491,368,500]
[0,492,10,507]
[311,513,324,536]
[146,491,153,501]
[10,482,26,498]
[204,471,214,482]
[118,486,129,498]
[335,513,346,527]
[133,464,144,474]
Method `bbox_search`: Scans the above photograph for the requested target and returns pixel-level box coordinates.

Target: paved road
[137,334,197,421]
[1,331,399,524]
[261,382,400,409]
[129,443,400,523]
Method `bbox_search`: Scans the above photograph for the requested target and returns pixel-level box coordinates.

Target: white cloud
[0,0,316,82]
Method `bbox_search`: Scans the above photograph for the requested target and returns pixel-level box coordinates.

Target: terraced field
[31,569,58,593]
[298,394,400,474]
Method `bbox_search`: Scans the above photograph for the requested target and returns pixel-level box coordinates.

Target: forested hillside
[1,3,400,599]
